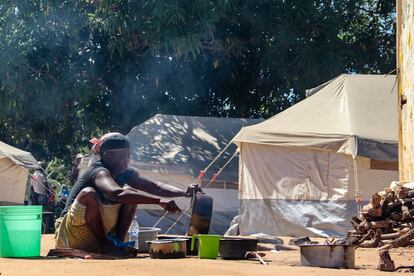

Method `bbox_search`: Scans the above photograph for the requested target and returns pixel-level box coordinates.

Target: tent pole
[353,158,362,213]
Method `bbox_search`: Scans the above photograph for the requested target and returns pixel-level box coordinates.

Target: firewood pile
[348,184,414,248]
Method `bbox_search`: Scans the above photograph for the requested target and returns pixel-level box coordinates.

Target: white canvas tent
[233,74,398,237]
[0,141,40,205]
[127,114,262,234]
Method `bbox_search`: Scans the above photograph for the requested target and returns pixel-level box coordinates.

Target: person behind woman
[29,166,50,206]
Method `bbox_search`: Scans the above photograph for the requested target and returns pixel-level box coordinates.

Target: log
[350,221,360,232]
[380,229,408,240]
[389,212,403,222]
[349,187,414,250]
[377,250,395,272]
[351,216,362,224]
[358,242,378,248]
[370,220,390,229]
[347,230,360,237]
[361,206,382,220]
[379,227,414,251]
[361,194,383,219]
[402,205,413,220]
[381,239,414,247]
[358,230,382,248]
[407,190,414,198]
[401,198,414,204]
[357,230,374,244]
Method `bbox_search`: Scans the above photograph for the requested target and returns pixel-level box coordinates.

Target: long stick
[379,227,414,251]
[164,208,190,234]
[152,211,169,228]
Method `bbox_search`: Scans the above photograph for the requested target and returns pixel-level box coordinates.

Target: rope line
[205,150,238,189]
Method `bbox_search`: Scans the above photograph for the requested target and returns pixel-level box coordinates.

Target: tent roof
[0,141,40,169]
[233,74,398,160]
[127,114,263,178]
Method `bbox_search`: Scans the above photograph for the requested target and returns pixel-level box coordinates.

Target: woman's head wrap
[89,132,130,155]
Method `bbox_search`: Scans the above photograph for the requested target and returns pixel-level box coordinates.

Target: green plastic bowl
[0,205,42,257]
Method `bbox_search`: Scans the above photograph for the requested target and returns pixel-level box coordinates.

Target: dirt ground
[1,235,414,276]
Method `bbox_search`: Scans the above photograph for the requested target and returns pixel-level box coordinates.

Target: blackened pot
[219,237,259,259]
[187,193,213,236]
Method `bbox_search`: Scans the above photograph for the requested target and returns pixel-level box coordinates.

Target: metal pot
[158,235,199,256]
[299,244,355,269]
[187,193,213,236]
[147,239,188,259]
[219,237,258,259]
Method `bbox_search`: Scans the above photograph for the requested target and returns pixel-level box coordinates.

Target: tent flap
[233,131,357,157]
[357,138,398,161]
[239,199,357,237]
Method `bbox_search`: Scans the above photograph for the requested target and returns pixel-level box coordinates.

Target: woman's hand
[159,200,182,213]
[184,184,203,197]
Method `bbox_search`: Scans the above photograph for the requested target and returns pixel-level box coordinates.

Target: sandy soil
[1,235,414,276]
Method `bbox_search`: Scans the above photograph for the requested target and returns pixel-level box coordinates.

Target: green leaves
[0,0,396,165]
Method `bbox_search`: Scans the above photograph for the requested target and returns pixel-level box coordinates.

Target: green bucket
[0,205,42,257]
[191,234,221,259]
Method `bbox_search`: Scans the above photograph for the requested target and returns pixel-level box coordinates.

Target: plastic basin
[0,206,42,257]
[191,234,221,259]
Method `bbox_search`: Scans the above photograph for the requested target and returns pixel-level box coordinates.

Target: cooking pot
[158,235,199,255]
[187,193,213,236]
[147,239,188,259]
[219,237,258,259]
[299,244,355,268]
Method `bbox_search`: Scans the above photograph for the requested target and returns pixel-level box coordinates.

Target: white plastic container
[138,227,161,252]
